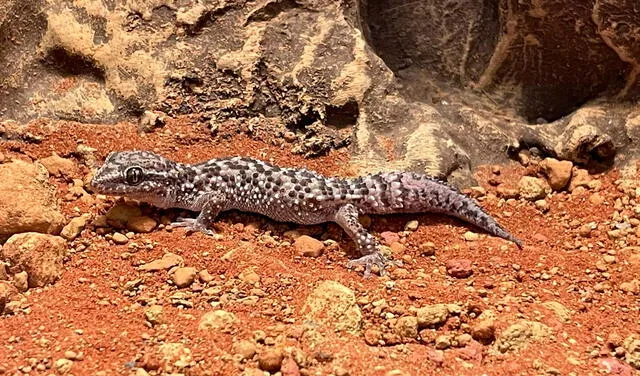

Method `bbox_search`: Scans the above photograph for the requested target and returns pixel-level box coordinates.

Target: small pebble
[404,220,419,232]
[258,349,284,373]
[112,232,129,244]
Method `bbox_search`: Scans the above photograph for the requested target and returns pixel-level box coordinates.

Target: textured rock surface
[1,233,67,287]
[0,160,66,240]
[1,0,639,184]
[300,280,362,334]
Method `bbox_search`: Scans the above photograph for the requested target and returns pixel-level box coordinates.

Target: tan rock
[112,232,129,245]
[172,267,197,288]
[293,235,325,257]
[416,304,450,327]
[239,268,260,284]
[13,271,29,292]
[60,214,91,240]
[0,160,65,240]
[144,305,165,326]
[0,281,19,313]
[394,316,418,338]
[54,358,73,374]
[232,340,257,361]
[471,318,496,344]
[140,253,184,271]
[39,153,77,179]
[258,348,283,373]
[157,342,192,370]
[300,280,361,334]
[568,168,592,192]
[540,158,573,191]
[198,269,214,283]
[126,216,157,233]
[1,233,67,287]
[106,203,142,229]
[199,310,237,331]
[494,320,552,353]
[518,176,551,201]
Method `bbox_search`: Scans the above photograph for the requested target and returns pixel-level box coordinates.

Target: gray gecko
[91,151,523,276]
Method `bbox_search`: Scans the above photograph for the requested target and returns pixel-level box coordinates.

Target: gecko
[90,151,523,276]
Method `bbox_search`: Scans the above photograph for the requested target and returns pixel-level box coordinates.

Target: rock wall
[1,0,639,185]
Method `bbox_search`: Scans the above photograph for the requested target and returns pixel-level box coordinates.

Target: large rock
[1,233,67,287]
[300,280,362,334]
[0,160,65,240]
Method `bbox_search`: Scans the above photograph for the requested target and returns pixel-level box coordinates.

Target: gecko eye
[124,167,144,185]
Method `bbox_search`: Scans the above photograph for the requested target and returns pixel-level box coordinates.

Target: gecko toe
[170,218,214,236]
[347,252,389,278]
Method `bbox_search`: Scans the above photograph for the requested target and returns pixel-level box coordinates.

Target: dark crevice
[41,47,105,81]
[358,0,634,124]
[245,0,299,25]
[325,100,359,129]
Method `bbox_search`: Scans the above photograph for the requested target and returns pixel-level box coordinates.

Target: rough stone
[0,281,19,313]
[416,304,450,327]
[232,340,257,361]
[445,259,473,278]
[1,233,67,287]
[144,305,164,326]
[126,216,157,233]
[140,253,184,272]
[494,320,552,353]
[471,318,496,344]
[540,158,573,191]
[157,342,192,370]
[258,348,284,373]
[624,335,640,369]
[39,153,77,179]
[541,301,571,322]
[568,168,593,192]
[0,262,7,280]
[293,235,325,257]
[172,267,197,288]
[300,280,362,334]
[60,214,91,241]
[13,271,28,292]
[280,357,301,376]
[0,160,65,240]
[394,316,419,339]
[199,310,237,331]
[518,176,551,201]
[106,204,142,229]
[54,359,73,374]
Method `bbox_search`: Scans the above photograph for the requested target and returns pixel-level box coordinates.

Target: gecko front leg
[171,191,227,235]
[334,203,388,277]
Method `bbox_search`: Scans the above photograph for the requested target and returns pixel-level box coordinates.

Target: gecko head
[90,151,177,197]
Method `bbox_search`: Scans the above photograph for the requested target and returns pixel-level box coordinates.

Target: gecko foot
[170,217,214,236]
[347,252,389,278]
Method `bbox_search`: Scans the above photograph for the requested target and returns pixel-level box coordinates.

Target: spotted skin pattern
[91,151,523,276]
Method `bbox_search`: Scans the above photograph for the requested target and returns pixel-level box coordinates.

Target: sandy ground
[0,118,639,376]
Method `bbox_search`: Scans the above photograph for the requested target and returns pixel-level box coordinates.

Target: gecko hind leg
[334,203,389,277]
